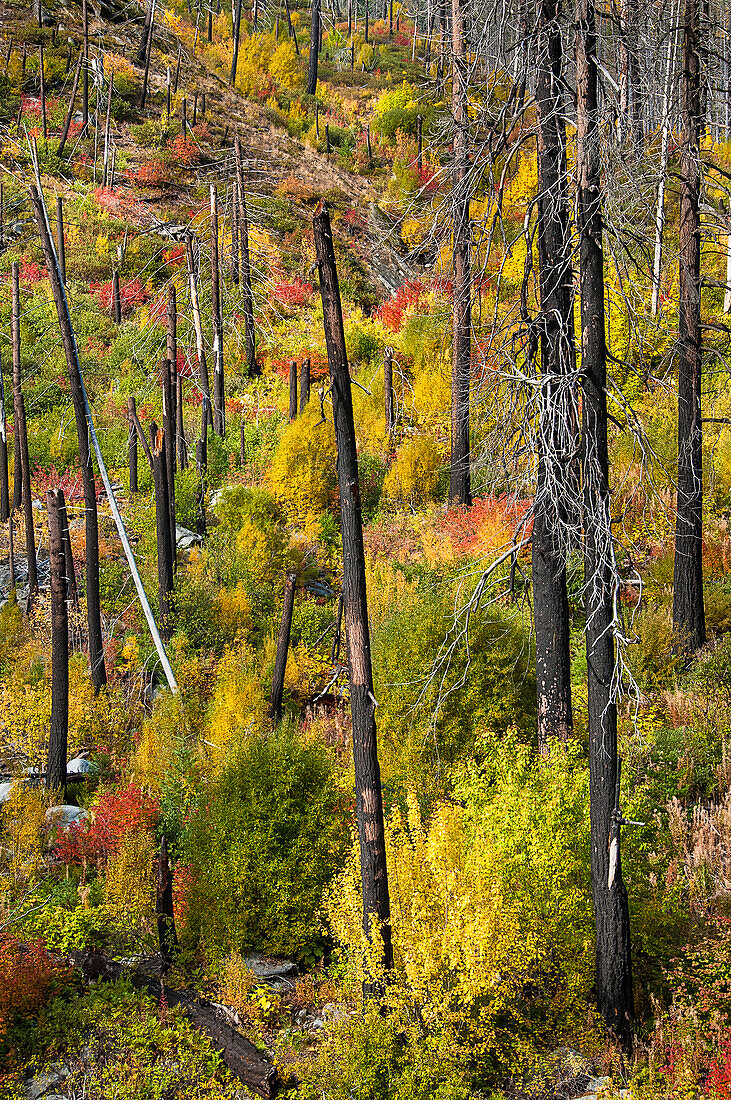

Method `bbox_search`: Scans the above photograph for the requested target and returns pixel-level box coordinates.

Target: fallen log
[69,951,278,1098]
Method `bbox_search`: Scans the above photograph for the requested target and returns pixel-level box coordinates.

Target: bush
[268,405,338,532]
[0,935,65,1040]
[371,81,429,142]
[382,436,445,510]
[179,725,350,962]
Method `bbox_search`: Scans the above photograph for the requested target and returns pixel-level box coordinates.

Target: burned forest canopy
[1,0,731,1096]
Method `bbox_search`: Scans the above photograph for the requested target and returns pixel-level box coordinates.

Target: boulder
[23,1064,70,1100]
[244,953,298,986]
[45,805,89,829]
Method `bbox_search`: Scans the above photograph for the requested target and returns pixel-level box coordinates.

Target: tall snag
[211,185,225,437]
[0,346,9,523]
[449,0,471,506]
[11,263,38,607]
[31,186,107,691]
[307,0,321,95]
[235,139,257,374]
[576,0,634,1047]
[672,0,705,654]
[533,0,574,750]
[46,487,69,794]
[313,205,393,997]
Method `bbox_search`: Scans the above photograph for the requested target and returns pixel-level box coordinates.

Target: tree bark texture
[576,0,634,1048]
[289,360,298,420]
[313,205,393,998]
[11,264,38,606]
[235,139,257,374]
[300,357,311,412]
[46,487,69,794]
[56,197,66,286]
[163,361,176,539]
[58,489,78,609]
[156,835,179,964]
[269,572,297,720]
[186,235,212,425]
[211,185,226,437]
[384,347,394,434]
[0,345,9,523]
[30,187,107,691]
[449,0,471,506]
[128,396,138,494]
[307,0,321,94]
[673,0,706,655]
[533,0,574,750]
[151,422,174,638]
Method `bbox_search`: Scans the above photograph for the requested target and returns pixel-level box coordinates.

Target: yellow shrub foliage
[104,825,156,936]
[207,647,266,767]
[267,405,338,532]
[381,435,444,510]
[0,785,48,898]
[269,40,303,90]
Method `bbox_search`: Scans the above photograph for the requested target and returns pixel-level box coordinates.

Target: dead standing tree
[450,0,472,506]
[31,186,107,691]
[46,487,69,794]
[576,0,634,1048]
[11,262,38,608]
[313,205,393,998]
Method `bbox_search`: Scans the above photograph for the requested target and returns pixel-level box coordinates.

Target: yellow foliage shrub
[381,436,445,510]
[104,825,156,936]
[218,951,256,1013]
[269,40,303,90]
[0,786,48,899]
[267,405,338,532]
[207,647,266,767]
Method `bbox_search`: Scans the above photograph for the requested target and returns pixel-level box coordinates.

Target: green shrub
[179,725,349,962]
[371,81,431,142]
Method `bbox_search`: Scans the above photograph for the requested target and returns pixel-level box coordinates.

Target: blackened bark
[46,487,68,794]
[0,346,8,523]
[211,185,225,437]
[39,43,47,142]
[306,0,321,94]
[269,572,297,721]
[313,205,393,997]
[186,236,212,425]
[576,0,634,1048]
[240,418,246,465]
[156,835,179,964]
[128,396,138,494]
[449,0,471,506]
[163,361,176,538]
[56,197,66,286]
[285,0,300,54]
[11,271,21,512]
[11,264,38,606]
[150,421,174,638]
[112,269,122,324]
[673,0,705,655]
[330,590,343,663]
[289,360,298,420]
[82,0,88,130]
[235,139,257,374]
[58,490,78,609]
[533,0,574,751]
[137,0,153,64]
[177,372,187,470]
[30,187,107,691]
[384,347,394,434]
[167,287,179,472]
[300,358,311,411]
[231,0,243,84]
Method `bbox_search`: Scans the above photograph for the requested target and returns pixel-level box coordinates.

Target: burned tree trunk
[11,264,38,607]
[46,487,69,794]
[112,270,122,324]
[289,360,298,420]
[269,572,297,721]
[186,234,213,426]
[57,49,82,159]
[31,186,107,691]
[211,185,225,437]
[384,346,394,434]
[449,0,471,506]
[128,396,138,494]
[0,346,9,523]
[150,421,174,638]
[231,0,243,85]
[533,0,574,751]
[306,0,321,95]
[576,0,634,1048]
[162,361,176,538]
[673,0,705,655]
[58,489,78,609]
[235,139,257,374]
[300,357,311,411]
[156,835,179,965]
[313,205,393,998]
[56,197,66,286]
[177,372,187,470]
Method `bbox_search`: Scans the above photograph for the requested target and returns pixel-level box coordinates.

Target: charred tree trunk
[31,186,107,691]
[156,835,179,965]
[11,274,21,512]
[533,0,574,751]
[576,0,634,1048]
[56,197,66,286]
[449,0,471,506]
[618,0,644,152]
[300,357,311,411]
[112,270,122,324]
[269,572,297,721]
[306,0,321,95]
[167,287,178,471]
[384,346,394,434]
[46,487,69,794]
[11,264,38,607]
[186,234,213,425]
[163,361,176,538]
[313,205,393,998]
[235,139,257,374]
[58,490,78,609]
[211,185,225,437]
[57,49,82,159]
[231,0,243,84]
[0,346,9,524]
[176,372,187,470]
[82,0,89,131]
[673,0,705,655]
[151,421,174,638]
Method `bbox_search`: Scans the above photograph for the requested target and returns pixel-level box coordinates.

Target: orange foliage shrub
[0,935,62,1037]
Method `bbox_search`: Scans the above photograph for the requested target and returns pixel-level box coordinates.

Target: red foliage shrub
[53,782,160,869]
[163,244,186,268]
[19,258,43,285]
[436,495,532,557]
[93,277,149,318]
[32,465,84,504]
[273,278,314,308]
[167,135,200,167]
[376,279,427,332]
[0,935,61,1037]
[172,862,196,927]
[133,159,171,187]
[709,1034,731,1099]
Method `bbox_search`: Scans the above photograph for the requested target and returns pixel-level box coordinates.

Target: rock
[24,1064,70,1100]
[45,805,89,829]
[321,1001,348,1022]
[0,780,15,803]
[244,953,298,986]
[66,754,97,777]
[176,524,202,550]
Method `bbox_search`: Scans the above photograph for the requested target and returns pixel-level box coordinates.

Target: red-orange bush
[53,782,160,869]
[0,935,60,1037]
[93,277,149,317]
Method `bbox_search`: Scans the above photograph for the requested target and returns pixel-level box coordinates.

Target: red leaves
[92,277,149,317]
[0,935,61,1037]
[52,782,160,870]
[273,278,314,308]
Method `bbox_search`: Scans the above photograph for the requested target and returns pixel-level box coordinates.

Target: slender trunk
[533,0,574,751]
[30,188,107,691]
[618,0,644,150]
[11,274,21,513]
[211,185,225,436]
[82,0,89,130]
[56,198,66,286]
[672,0,705,655]
[576,0,634,1048]
[231,173,240,285]
[186,235,213,424]
[177,372,187,470]
[46,487,69,794]
[0,346,8,524]
[313,205,393,998]
[137,0,153,64]
[231,0,243,84]
[11,265,38,607]
[449,0,471,506]
[156,836,179,965]
[384,346,394,433]
[330,590,343,663]
[112,270,122,324]
[289,360,298,420]
[300,357,311,412]
[651,0,679,316]
[128,396,139,494]
[307,0,321,94]
[269,572,297,720]
[235,139,257,373]
[58,489,78,609]
[39,43,47,142]
[285,0,300,53]
[151,422,174,638]
[163,361,176,538]
[240,417,246,465]
[167,287,178,470]
[58,48,81,159]
[103,72,114,185]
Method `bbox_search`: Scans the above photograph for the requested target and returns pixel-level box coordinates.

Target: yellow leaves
[104,825,156,934]
[381,435,444,510]
[207,646,266,765]
[213,583,252,644]
[269,40,303,91]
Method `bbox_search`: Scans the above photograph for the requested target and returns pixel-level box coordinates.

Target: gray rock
[244,952,298,985]
[0,780,15,803]
[45,805,89,829]
[66,754,97,777]
[176,524,202,550]
[24,1064,70,1100]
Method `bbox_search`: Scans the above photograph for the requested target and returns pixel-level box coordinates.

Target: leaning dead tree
[313,204,393,998]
